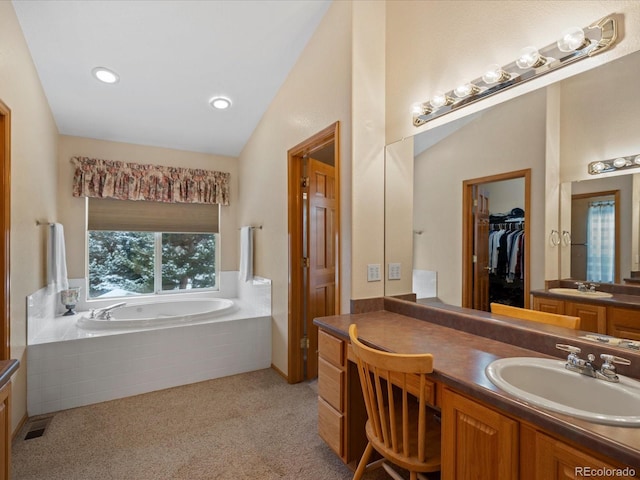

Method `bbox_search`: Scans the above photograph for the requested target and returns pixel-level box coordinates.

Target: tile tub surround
[27,274,272,415]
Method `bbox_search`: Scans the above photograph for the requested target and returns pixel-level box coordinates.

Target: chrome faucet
[90,302,126,320]
[587,283,599,293]
[574,281,587,292]
[556,344,631,383]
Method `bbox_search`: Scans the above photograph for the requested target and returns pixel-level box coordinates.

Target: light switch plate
[367,264,381,282]
[388,263,401,280]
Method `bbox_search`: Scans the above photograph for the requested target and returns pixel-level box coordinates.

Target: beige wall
[0,2,60,431]
[386,2,640,145]
[237,0,354,375]
[57,136,239,278]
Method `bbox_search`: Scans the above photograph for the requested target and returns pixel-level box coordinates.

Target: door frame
[0,100,10,360]
[287,122,340,384]
[462,169,531,309]
[571,189,621,284]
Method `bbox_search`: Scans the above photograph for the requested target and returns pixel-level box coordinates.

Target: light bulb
[453,82,479,98]
[613,157,627,168]
[92,67,119,84]
[591,162,606,173]
[429,91,451,109]
[557,26,586,52]
[209,97,232,110]
[516,46,544,69]
[411,103,424,115]
[634,155,640,165]
[482,64,509,85]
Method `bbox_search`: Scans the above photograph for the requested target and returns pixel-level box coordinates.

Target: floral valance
[71,156,230,206]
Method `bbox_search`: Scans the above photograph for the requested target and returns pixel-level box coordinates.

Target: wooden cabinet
[532,294,638,336]
[0,381,10,480]
[565,301,606,334]
[533,296,565,315]
[608,307,640,341]
[441,388,518,480]
[317,329,346,459]
[520,425,637,480]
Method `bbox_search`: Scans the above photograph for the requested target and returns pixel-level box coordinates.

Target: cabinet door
[442,388,519,480]
[535,431,636,479]
[533,296,565,315]
[607,307,640,341]
[565,302,606,334]
[0,382,10,480]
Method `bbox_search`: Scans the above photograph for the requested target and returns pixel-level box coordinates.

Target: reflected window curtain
[586,201,615,283]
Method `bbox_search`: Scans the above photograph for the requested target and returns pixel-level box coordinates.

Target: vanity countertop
[531,287,640,309]
[314,310,640,469]
[0,359,19,389]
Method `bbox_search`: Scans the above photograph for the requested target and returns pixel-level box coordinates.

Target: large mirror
[385,48,640,307]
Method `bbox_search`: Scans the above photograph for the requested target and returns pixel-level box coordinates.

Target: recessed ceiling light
[209,97,232,110]
[92,67,119,84]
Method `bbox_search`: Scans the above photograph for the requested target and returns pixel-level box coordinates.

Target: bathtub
[27,275,272,415]
[77,298,236,329]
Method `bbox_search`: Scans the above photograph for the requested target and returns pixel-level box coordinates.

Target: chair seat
[365,402,441,473]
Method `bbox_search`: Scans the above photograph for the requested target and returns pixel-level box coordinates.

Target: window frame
[85,229,221,300]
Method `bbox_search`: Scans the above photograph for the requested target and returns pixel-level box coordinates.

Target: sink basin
[548,287,613,298]
[485,357,640,426]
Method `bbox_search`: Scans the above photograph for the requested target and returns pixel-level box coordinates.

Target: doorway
[0,100,10,360]
[462,169,530,311]
[287,122,340,383]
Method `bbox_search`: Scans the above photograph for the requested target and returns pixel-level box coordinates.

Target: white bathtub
[77,298,236,329]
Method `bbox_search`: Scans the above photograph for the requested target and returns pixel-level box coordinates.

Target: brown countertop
[0,359,19,389]
[314,310,640,469]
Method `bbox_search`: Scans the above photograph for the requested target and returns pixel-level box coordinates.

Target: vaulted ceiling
[12,0,331,157]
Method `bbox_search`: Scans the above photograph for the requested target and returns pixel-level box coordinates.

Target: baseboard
[12,412,28,442]
[271,363,288,382]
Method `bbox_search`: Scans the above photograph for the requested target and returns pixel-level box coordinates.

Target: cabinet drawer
[607,307,640,341]
[389,371,437,407]
[533,296,565,315]
[318,397,344,458]
[318,357,344,411]
[318,330,344,367]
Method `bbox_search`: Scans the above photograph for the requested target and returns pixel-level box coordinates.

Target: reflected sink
[485,357,640,426]
[548,287,613,298]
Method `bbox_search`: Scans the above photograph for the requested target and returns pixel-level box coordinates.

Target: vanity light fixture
[92,67,119,84]
[209,96,232,110]
[413,14,618,127]
[588,153,640,175]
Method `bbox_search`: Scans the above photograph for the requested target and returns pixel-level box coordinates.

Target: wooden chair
[490,302,581,330]
[348,324,441,480]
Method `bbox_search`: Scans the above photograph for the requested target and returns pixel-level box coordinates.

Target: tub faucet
[90,302,126,320]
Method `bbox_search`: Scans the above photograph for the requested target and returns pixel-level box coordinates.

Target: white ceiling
[12,0,331,157]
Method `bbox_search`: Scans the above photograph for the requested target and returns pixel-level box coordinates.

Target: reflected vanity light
[413,15,618,127]
[588,154,640,175]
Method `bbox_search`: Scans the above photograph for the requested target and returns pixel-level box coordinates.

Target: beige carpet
[12,368,404,480]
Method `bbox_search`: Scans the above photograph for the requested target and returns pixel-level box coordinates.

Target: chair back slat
[349,324,435,461]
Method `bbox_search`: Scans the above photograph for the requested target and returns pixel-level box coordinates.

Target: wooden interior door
[473,186,490,311]
[306,158,337,380]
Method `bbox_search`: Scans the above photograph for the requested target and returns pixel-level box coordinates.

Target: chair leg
[410,472,418,480]
[353,442,374,480]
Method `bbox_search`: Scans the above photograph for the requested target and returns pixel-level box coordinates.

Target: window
[87,198,219,298]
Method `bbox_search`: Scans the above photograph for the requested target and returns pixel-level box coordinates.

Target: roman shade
[88,198,219,233]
